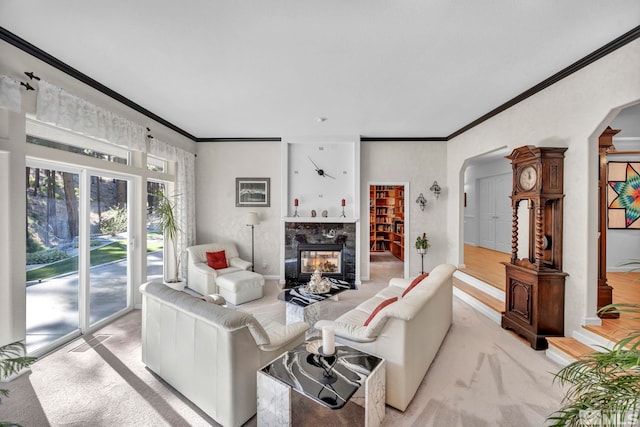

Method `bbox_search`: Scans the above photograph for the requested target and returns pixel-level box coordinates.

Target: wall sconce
[430,181,442,199]
[416,193,427,211]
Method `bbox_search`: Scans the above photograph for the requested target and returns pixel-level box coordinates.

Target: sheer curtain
[36,80,146,152]
[150,138,196,277]
[0,74,22,113]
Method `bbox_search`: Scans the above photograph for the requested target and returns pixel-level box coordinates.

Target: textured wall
[195,141,282,276]
[360,140,448,279]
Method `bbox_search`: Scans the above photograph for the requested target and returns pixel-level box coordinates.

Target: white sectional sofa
[140,282,309,427]
[315,263,457,411]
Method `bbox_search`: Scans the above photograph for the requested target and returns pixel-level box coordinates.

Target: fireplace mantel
[283,217,359,223]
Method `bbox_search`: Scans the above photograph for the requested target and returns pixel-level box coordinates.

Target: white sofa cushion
[254,314,311,351]
[316,319,374,343]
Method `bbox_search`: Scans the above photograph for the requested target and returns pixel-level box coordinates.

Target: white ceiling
[1,1,639,140]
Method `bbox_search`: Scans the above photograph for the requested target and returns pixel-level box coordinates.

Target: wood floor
[460,244,509,291]
[461,244,640,345]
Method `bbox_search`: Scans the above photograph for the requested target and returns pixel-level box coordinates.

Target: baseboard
[582,316,602,326]
[453,287,502,324]
[545,346,575,367]
[453,270,505,301]
[572,328,615,351]
[606,267,637,272]
[1,367,31,383]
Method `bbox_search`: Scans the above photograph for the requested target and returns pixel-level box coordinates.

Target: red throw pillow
[364,297,398,327]
[402,273,429,297]
[206,250,228,269]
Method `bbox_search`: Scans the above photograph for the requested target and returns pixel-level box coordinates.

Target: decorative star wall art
[608,162,640,229]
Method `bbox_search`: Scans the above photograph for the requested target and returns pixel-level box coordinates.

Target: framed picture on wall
[607,162,640,229]
[236,177,270,207]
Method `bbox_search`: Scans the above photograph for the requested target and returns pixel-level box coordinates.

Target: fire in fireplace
[297,244,344,281]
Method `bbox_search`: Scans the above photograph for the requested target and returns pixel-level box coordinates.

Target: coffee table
[278,279,350,335]
[257,341,386,427]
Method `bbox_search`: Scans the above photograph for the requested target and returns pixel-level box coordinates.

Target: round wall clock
[519,165,537,191]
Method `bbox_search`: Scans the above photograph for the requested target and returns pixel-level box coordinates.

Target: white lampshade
[246,212,259,226]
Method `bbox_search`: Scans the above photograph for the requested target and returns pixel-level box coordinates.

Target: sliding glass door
[88,175,129,326]
[26,164,132,354]
[26,166,81,352]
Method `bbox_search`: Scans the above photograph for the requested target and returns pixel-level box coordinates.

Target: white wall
[0,109,27,346]
[446,38,640,334]
[360,140,448,279]
[195,141,282,276]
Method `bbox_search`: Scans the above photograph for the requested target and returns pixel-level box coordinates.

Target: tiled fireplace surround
[283,221,357,287]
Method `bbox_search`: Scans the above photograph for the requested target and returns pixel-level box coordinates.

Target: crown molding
[360,137,447,142]
[195,137,282,142]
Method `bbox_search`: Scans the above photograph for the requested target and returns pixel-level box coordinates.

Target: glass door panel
[88,175,129,326]
[26,167,80,353]
[146,181,165,283]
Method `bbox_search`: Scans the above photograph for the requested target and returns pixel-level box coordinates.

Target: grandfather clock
[501,145,568,350]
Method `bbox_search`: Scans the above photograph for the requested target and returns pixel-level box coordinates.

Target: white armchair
[186,242,252,295]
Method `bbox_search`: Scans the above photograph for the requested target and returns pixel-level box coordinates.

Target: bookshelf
[370,185,404,260]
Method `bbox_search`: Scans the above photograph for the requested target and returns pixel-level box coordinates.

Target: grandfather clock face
[518,165,537,192]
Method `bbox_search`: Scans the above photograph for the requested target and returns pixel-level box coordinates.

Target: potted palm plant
[415,233,430,254]
[548,303,640,426]
[1,340,36,425]
[155,190,184,290]
[548,259,640,426]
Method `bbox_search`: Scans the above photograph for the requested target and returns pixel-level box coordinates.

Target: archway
[459,148,511,290]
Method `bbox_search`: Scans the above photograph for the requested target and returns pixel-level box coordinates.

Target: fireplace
[297,244,344,281]
[283,221,357,287]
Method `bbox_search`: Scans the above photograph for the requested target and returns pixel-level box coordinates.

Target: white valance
[149,137,177,161]
[0,74,22,113]
[36,80,146,152]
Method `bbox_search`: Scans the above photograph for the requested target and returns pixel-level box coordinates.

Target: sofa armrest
[388,277,411,290]
[315,320,375,343]
[229,257,252,271]
[188,263,218,295]
[192,262,218,279]
[254,315,309,351]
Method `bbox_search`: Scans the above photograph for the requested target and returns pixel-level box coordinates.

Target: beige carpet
[1,264,566,426]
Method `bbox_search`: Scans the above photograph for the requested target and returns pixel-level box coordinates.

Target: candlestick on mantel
[322,325,335,355]
[340,199,346,218]
[293,198,299,217]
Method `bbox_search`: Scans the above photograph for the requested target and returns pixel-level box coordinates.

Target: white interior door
[495,174,513,254]
[477,173,511,254]
[478,177,497,249]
